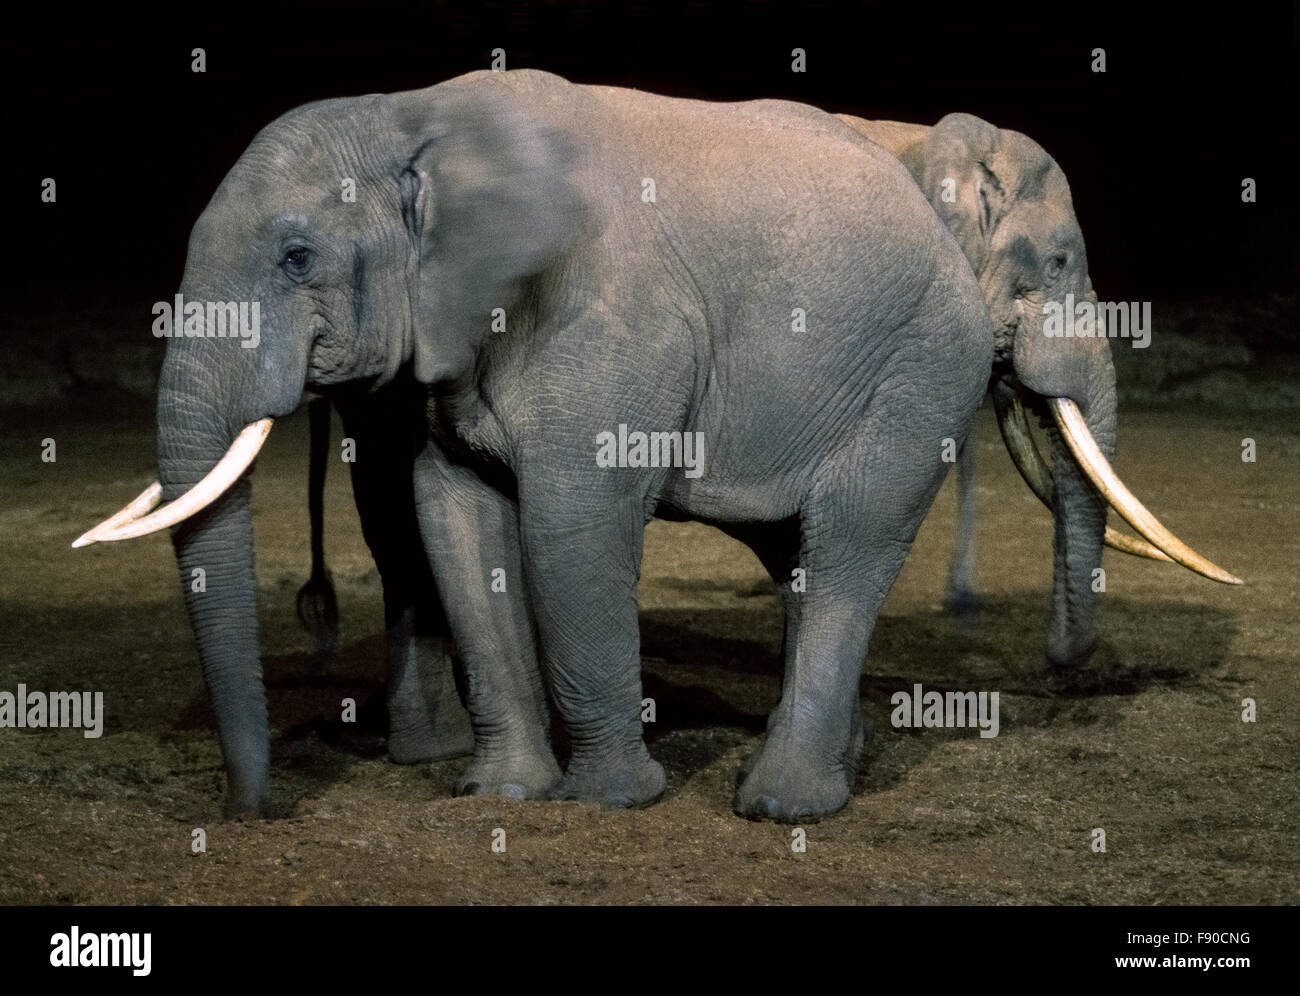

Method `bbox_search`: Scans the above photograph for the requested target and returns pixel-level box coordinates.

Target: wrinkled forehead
[226,96,388,198]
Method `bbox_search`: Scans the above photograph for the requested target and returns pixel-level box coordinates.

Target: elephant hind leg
[730,535,876,824]
[383,605,473,764]
[412,441,560,798]
[733,406,960,824]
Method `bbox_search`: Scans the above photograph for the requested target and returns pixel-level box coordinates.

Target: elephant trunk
[1040,360,1115,668]
[155,349,269,816]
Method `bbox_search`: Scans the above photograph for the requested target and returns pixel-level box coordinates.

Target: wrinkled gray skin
[162,69,994,822]
[299,112,1105,693]
[843,114,1115,664]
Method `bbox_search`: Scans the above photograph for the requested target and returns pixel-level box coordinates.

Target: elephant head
[72,75,582,814]
[842,111,1239,669]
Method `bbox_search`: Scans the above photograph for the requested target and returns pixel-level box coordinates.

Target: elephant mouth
[993,321,1018,366]
[990,378,1241,584]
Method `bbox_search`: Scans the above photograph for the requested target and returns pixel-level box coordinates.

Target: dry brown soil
[1,399,1295,904]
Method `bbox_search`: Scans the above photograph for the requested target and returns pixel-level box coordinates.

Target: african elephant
[840,113,1240,648]
[74,71,1236,823]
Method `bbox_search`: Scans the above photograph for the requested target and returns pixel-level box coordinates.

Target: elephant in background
[839,112,1239,658]
[295,383,471,766]
[293,397,470,767]
[75,72,1237,821]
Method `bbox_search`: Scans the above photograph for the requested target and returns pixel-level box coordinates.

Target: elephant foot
[455,749,562,800]
[732,715,863,823]
[549,749,666,809]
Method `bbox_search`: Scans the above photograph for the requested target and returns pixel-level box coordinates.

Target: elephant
[837,113,1240,646]
[74,70,1237,822]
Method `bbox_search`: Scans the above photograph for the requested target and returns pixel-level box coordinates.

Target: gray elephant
[76,71,1235,823]
[840,113,1239,639]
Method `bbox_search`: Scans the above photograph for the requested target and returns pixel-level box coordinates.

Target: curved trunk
[1040,352,1116,669]
[157,362,267,816]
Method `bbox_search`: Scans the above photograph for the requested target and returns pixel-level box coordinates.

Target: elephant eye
[1045,253,1067,280]
[281,246,314,275]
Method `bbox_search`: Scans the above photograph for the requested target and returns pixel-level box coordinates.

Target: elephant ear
[920,112,1007,275]
[390,81,584,384]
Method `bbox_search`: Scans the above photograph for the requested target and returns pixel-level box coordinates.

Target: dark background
[5,0,1296,347]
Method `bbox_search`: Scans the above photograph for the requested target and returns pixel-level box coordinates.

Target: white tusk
[1048,399,1242,584]
[71,482,164,548]
[992,388,1171,562]
[72,419,273,548]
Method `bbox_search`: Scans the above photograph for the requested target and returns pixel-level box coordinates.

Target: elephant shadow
[171,592,1239,814]
[637,591,1240,797]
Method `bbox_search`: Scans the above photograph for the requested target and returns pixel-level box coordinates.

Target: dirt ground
[1,397,1296,905]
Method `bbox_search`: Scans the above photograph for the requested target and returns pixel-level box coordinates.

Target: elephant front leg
[412,442,560,798]
[520,495,665,809]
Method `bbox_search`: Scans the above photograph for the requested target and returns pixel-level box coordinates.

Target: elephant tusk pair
[71,419,274,548]
[990,385,1242,584]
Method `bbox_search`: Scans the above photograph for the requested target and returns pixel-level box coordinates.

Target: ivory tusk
[71,482,164,548]
[1048,399,1242,584]
[72,419,273,548]
[992,385,1171,562]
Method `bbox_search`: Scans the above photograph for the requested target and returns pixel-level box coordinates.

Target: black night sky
[6,1,1296,343]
